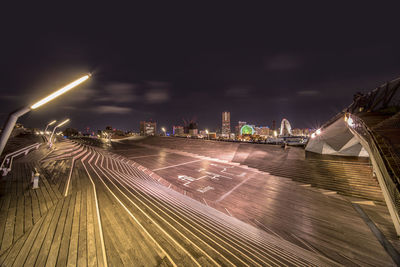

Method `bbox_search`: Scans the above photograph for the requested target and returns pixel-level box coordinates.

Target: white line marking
[352,200,376,206]
[129,153,169,159]
[254,219,282,239]
[82,160,108,267]
[64,158,75,197]
[203,198,208,206]
[216,177,252,203]
[225,208,232,217]
[290,233,321,255]
[88,157,178,267]
[152,159,202,171]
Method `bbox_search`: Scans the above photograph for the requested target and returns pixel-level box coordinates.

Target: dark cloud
[265,54,300,71]
[1,3,400,131]
[95,105,132,114]
[297,90,319,96]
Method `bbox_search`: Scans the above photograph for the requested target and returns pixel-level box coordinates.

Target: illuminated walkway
[0,138,339,266]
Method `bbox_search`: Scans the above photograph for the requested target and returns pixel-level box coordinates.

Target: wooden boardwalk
[0,136,398,266]
[0,142,106,266]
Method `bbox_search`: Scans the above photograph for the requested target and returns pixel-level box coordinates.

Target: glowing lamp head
[48,120,57,126]
[347,117,354,127]
[56,119,70,128]
[316,129,321,135]
[311,133,316,139]
[162,127,166,132]
[30,74,90,110]
[205,129,209,134]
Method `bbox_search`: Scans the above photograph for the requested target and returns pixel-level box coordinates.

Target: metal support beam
[0,107,31,157]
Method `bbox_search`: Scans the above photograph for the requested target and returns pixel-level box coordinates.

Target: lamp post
[161,127,166,136]
[0,74,90,156]
[49,119,70,147]
[44,120,57,134]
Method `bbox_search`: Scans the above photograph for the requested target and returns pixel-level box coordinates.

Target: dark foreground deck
[0,137,345,266]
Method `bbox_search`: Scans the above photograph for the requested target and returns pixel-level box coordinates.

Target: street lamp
[49,119,70,147]
[161,127,166,136]
[0,74,90,156]
[44,120,57,134]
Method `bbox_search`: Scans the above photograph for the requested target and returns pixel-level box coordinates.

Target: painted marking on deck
[197,186,214,193]
[352,200,376,206]
[254,219,282,239]
[291,233,321,255]
[203,198,208,206]
[129,153,169,159]
[225,208,232,217]
[352,203,400,265]
[82,160,108,267]
[64,158,75,196]
[152,159,202,171]
[216,177,252,203]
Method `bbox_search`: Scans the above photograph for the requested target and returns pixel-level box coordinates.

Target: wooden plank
[77,174,88,267]
[30,187,41,224]
[23,202,58,266]
[34,198,64,266]
[39,174,55,210]
[24,192,33,233]
[40,167,61,204]
[14,195,25,241]
[86,182,97,267]
[57,191,77,266]
[0,192,11,247]
[0,172,17,252]
[46,195,72,266]
[67,190,81,267]
[1,224,34,266]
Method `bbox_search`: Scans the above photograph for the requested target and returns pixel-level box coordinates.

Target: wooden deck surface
[0,136,398,266]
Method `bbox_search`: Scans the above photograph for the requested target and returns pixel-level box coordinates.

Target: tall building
[222,111,231,136]
[173,125,184,136]
[140,121,157,136]
[255,126,270,136]
[236,121,247,135]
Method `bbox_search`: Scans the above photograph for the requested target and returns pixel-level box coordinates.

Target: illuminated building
[222,111,231,137]
[140,121,157,136]
[240,125,255,135]
[189,129,198,136]
[280,118,292,136]
[173,126,184,136]
[255,126,270,136]
[236,121,247,135]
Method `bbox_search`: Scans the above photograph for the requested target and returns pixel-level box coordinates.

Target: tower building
[222,111,231,137]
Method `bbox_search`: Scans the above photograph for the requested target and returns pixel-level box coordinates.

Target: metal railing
[349,114,400,213]
[1,143,41,176]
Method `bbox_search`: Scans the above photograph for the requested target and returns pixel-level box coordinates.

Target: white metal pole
[0,107,31,157]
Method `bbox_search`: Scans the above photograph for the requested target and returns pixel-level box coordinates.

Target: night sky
[1,3,400,133]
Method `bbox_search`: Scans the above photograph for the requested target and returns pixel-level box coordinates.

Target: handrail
[347,113,400,235]
[0,143,40,169]
[349,114,400,186]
